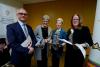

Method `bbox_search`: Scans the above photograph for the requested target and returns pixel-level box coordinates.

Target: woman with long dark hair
[64,14,93,67]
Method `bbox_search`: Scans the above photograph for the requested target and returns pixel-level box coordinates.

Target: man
[6,8,37,67]
[34,15,52,67]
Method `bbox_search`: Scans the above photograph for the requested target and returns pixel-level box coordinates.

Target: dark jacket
[7,22,37,66]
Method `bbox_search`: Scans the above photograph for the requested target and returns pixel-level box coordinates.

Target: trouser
[13,56,31,67]
[51,47,63,67]
[37,45,48,67]
[11,53,33,67]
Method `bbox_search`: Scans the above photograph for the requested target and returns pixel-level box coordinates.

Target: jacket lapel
[16,22,26,38]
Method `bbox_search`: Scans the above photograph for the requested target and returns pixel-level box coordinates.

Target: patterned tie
[23,24,29,38]
[55,29,60,46]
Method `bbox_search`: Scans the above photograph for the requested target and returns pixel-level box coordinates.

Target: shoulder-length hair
[71,14,82,29]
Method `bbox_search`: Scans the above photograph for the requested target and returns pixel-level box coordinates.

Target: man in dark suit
[6,8,37,67]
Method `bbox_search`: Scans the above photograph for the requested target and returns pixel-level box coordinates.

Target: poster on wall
[0,3,17,38]
[0,3,17,24]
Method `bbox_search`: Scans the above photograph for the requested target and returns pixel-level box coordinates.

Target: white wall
[0,0,23,38]
[0,0,23,8]
[89,0,100,65]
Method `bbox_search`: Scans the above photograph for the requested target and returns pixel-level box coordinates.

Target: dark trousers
[52,53,60,67]
[0,48,10,67]
[37,45,48,67]
[12,54,32,67]
[64,44,85,67]
[13,59,31,67]
[51,47,63,67]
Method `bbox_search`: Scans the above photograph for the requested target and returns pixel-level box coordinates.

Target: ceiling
[18,0,56,4]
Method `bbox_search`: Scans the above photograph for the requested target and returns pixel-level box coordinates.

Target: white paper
[59,39,72,45]
[35,38,51,47]
[35,39,42,46]
[75,44,86,58]
[21,35,32,47]
[59,39,86,58]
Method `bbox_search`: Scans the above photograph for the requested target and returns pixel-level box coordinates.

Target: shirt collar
[18,20,26,26]
[57,28,61,31]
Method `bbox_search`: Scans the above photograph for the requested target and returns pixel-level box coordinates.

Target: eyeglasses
[73,19,79,20]
[18,13,28,16]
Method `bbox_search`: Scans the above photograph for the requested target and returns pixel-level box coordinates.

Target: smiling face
[71,14,81,28]
[56,18,63,29]
[42,15,50,28]
[17,8,28,22]
[42,19,49,28]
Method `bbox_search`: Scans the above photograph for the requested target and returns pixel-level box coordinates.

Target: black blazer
[6,22,37,65]
[67,26,93,46]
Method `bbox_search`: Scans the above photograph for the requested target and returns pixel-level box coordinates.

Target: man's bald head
[16,8,28,22]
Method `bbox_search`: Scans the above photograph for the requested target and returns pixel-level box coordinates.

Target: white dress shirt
[18,20,28,37]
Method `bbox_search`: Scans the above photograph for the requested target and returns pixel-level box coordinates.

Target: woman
[51,18,67,67]
[64,14,93,67]
[34,15,52,67]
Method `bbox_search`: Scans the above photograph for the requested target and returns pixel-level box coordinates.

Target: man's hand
[28,46,34,54]
[28,41,32,47]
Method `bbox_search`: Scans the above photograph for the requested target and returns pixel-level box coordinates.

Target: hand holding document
[21,36,32,47]
[28,46,34,54]
[80,43,89,48]
[59,38,86,58]
[61,43,66,46]
[35,38,51,47]
[59,39,72,45]
[75,44,86,58]
[35,39,42,47]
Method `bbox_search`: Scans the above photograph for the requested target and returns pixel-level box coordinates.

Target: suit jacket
[34,25,52,60]
[6,22,37,65]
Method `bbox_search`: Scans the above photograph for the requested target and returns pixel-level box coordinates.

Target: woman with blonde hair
[51,18,67,67]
